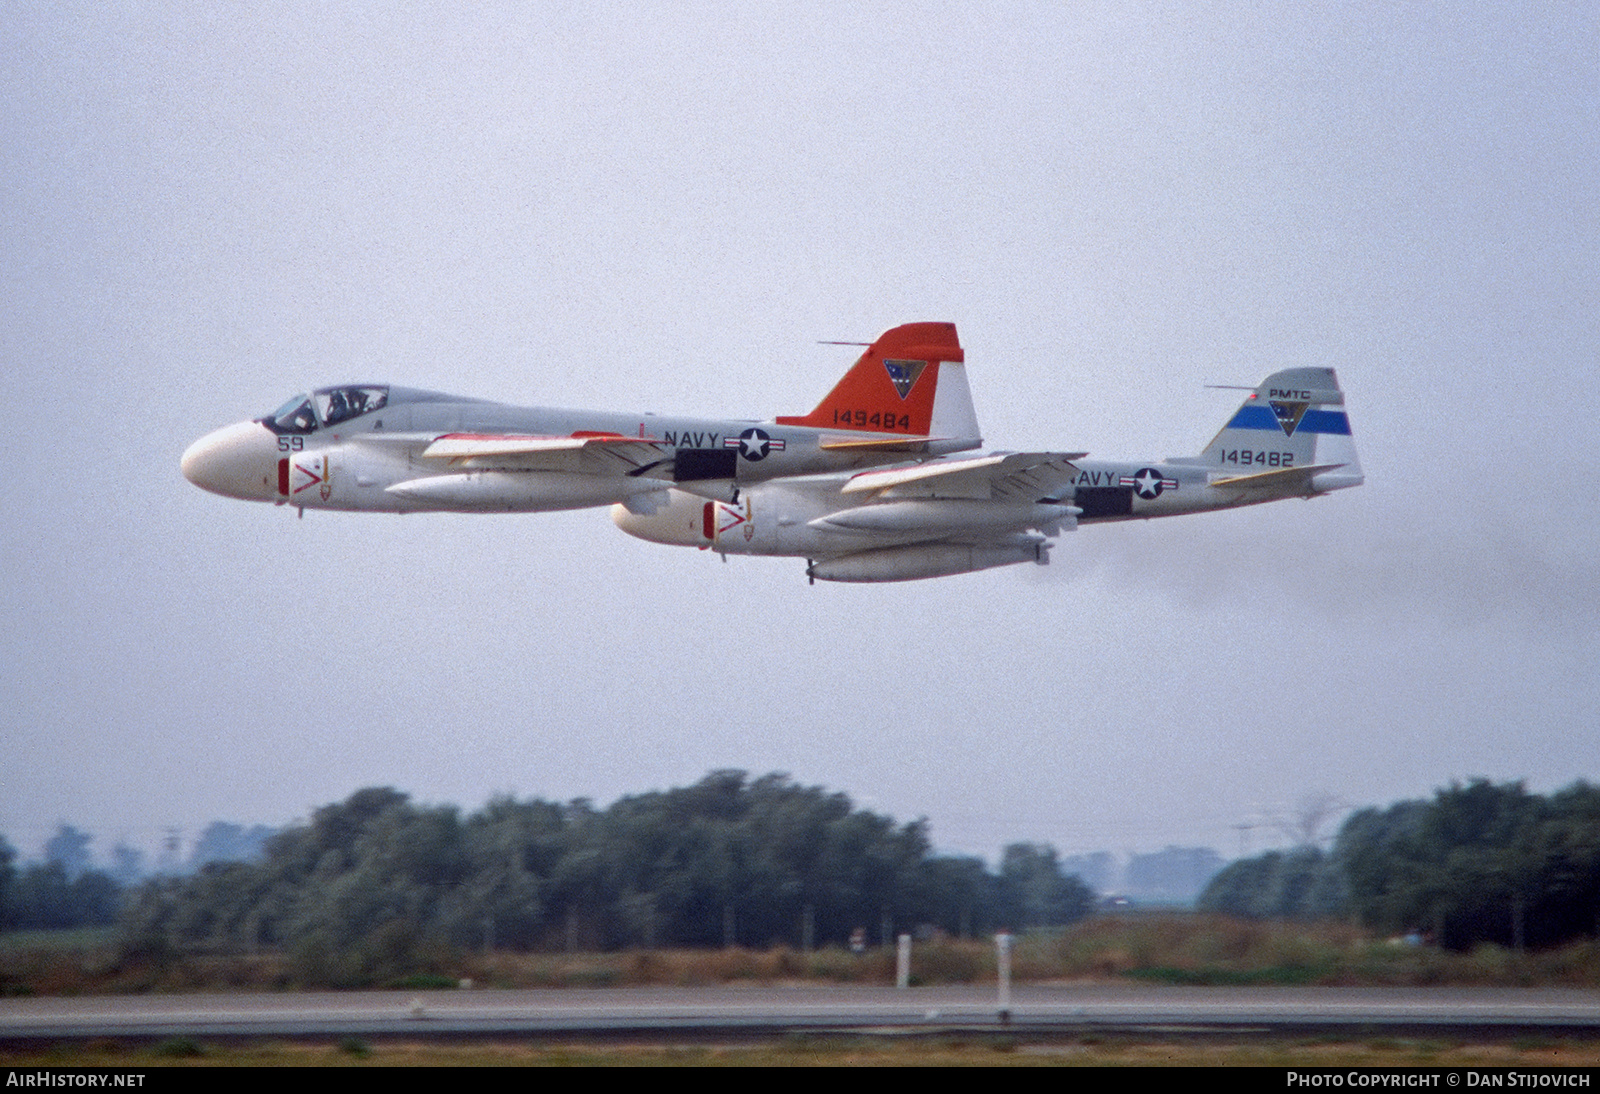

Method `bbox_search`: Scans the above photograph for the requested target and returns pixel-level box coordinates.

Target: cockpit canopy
[264,386,390,434]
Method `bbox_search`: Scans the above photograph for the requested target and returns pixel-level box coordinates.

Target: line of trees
[1199,779,1600,951]
[36,773,1600,968]
[0,832,121,931]
[117,772,1095,983]
[0,820,283,934]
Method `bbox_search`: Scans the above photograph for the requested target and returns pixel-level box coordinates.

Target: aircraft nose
[181,421,280,501]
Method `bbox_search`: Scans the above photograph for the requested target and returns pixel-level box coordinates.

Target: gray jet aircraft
[181,323,981,514]
[614,366,1362,582]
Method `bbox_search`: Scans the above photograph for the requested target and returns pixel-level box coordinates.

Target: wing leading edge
[842,451,1087,500]
[802,451,1089,581]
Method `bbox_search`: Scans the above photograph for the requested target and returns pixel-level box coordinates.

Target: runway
[5,985,1600,1044]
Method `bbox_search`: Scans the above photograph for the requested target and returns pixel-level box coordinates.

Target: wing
[417,432,674,478]
[841,451,1087,500]
[807,451,1088,545]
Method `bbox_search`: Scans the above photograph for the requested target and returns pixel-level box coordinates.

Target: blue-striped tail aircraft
[614,365,1362,582]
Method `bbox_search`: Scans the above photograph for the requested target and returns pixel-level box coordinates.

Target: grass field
[10,915,1600,996]
[10,917,1600,1066]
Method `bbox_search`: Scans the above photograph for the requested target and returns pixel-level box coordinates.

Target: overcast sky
[3,2,1595,866]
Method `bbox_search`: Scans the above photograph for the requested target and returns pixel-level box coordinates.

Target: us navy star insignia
[1122,467,1178,499]
[726,427,785,461]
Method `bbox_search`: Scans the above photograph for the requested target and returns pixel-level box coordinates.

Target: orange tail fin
[777,322,964,435]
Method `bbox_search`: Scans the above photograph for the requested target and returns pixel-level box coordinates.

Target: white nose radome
[611,493,707,546]
[181,421,280,501]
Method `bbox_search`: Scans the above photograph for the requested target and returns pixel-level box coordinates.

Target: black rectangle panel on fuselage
[674,448,738,482]
[1073,486,1133,519]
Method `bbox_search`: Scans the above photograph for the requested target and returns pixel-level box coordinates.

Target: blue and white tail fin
[1201,367,1362,493]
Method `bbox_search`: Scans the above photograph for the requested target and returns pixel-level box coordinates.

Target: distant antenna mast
[1232,817,1267,857]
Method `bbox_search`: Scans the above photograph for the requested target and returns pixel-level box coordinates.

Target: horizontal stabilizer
[1209,462,1344,489]
[817,435,938,452]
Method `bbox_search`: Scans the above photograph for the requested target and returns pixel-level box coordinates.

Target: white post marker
[896,933,912,989]
[995,931,1013,1024]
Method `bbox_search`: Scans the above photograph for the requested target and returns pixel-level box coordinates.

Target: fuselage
[180,384,979,513]
[612,454,1298,563]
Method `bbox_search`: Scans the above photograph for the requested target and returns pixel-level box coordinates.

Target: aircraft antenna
[1204,384,1257,391]
[818,340,871,346]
